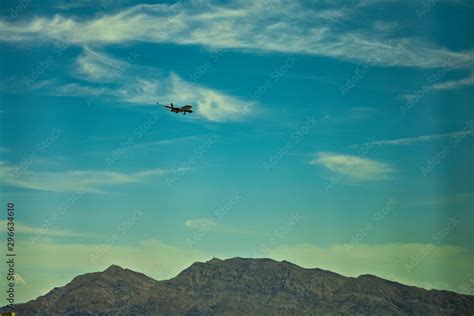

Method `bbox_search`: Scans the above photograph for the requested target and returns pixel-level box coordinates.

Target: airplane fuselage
[158,102,193,115]
[167,104,193,114]
[170,107,192,113]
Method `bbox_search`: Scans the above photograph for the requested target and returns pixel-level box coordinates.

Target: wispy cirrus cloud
[53,48,256,121]
[117,74,255,121]
[54,82,103,96]
[3,1,473,116]
[354,129,474,146]
[0,220,101,239]
[429,72,474,90]
[74,47,129,82]
[0,160,172,192]
[311,152,394,181]
[413,192,474,206]
[0,1,473,69]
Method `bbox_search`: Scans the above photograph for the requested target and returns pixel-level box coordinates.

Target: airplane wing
[157,102,173,109]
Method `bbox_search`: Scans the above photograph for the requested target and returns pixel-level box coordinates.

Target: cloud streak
[0,1,473,68]
[429,73,474,90]
[311,152,394,181]
[184,217,250,234]
[184,218,217,230]
[355,130,474,146]
[74,47,129,82]
[0,220,101,238]
[0,161,173,192]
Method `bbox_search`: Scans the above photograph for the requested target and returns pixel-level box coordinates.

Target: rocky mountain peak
[3,258,473,315]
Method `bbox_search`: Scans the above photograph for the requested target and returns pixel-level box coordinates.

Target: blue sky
[0,0,473,302]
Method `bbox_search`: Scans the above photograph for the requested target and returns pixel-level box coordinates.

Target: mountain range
[2,257,474,315]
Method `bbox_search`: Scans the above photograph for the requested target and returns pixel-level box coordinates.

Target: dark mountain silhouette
[3,257,474,315]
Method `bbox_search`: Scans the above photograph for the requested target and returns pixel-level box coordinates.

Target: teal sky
[0,0,473,303]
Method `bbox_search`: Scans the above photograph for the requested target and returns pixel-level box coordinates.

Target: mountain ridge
[2,257,474,315]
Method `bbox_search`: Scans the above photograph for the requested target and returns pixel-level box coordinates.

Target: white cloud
[184,217,250,234]
[117,74,255,121]
[53,48,256,121]
[0,1,472,68]
[0,146,9,154]
[356,129,474,146]
[402,71,474,98]
[0,161,172,192]
[14,273,26,285]
[74,47,128,82]
[311,152,394,181]
[54,82,104,96]
[184,218,217,230]
[429,73,474,90]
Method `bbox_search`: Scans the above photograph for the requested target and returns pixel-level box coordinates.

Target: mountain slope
[9,264,156,315]
[3,258,474,315]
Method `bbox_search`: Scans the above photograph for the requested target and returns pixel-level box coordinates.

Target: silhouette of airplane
[157,102,193,115]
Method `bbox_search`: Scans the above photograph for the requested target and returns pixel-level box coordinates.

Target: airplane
[157,102,193,115]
